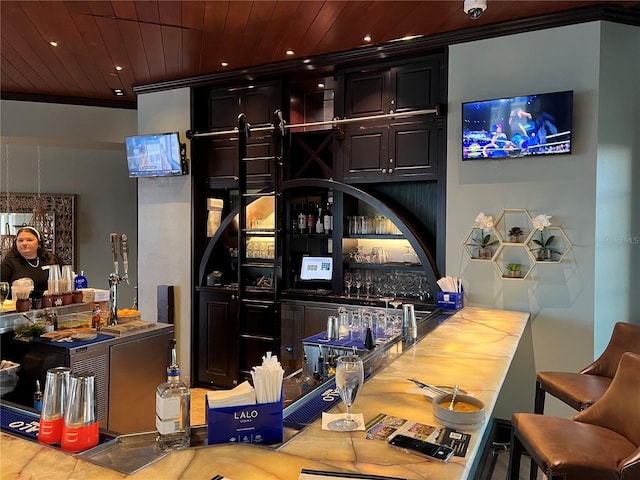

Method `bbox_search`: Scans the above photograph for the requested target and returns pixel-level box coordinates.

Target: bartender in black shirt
[0,226,61,295]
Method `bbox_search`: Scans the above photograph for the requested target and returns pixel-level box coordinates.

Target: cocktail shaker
[61,372,99,452]
[38,366,71,444]
[402,304,417,342]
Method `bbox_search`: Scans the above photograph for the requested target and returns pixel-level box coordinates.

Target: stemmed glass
[354,271,362,298]
[364,271,373,298]
[0,282,9,311]
[334,355,364,431]
[389,299,403,335]
[344,272,352,297]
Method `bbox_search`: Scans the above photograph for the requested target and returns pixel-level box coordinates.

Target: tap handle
[110,233,119,274]
[120,233,129,278]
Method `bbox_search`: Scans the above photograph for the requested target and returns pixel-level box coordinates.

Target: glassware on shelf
[344,272,353,297]
[403,245,416,265]
[354,271,362,298]
[364,271,373,298]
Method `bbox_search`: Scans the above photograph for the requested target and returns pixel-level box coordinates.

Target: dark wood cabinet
[200,82,282,188]
[342,120,437,182]
[340,59,441,183]
[191,52,447,389]
[197,288,239,388]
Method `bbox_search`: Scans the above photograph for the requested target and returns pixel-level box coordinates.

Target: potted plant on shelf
[508,226,524,243]
[471,212,499,259]
[505,263,522,278]
[531,214,560,260]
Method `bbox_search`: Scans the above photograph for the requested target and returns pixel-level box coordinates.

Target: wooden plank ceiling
[1,1,638,108]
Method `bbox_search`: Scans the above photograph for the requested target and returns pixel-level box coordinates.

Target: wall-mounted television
[462,90,573,160]
[125,132,187,178]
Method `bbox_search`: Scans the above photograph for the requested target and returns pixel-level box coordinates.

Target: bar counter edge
[0,306,529,480]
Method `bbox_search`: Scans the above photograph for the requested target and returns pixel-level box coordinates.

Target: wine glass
[354,271,362,298]
[334,355,364,431]
[389,299,403,335]
[364,271,373,298]
[344,272,353,297]
[0,282,9,311]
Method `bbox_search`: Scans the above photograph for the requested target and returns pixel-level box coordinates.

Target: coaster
[322,412,365,431]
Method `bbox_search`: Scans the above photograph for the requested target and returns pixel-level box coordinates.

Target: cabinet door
[345,70,390,118]
[342,124,389,181]
[208,92,240,129]
[197,290,239,388]
[206,140,238,186]
[390,60,439,113]
[239,301,279,374]
[388,121,437,179]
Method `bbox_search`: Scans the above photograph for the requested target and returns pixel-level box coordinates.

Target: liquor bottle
[291,204,299,234]
[297,204,306,233]
[315,204,324,234]
[306,202,315,234]
[300,353,314,392]
[323,202,333,234]
[156,339,191,451]
[33,380,42,411]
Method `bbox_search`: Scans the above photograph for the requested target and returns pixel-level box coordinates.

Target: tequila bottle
[156,339,190,450]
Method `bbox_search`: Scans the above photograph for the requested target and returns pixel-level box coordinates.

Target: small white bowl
[432,393,486,430]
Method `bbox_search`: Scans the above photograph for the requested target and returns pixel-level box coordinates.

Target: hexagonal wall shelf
[493,243,536,280]
[463,209,573,279]
[462,226,500,261]
[526,226,573,263]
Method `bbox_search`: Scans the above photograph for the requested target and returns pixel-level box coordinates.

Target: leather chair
[508,351,640,480]
[535,321,640,414]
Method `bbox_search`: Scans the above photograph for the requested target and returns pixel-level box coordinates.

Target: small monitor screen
[462,90,573,160]
[299,256,333,281]
[125,132,185,178]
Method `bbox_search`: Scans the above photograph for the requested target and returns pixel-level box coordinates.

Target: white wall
[0,100,139,305]
[448,22,639,418]
[594,22,640,353]
[136,88,192,379]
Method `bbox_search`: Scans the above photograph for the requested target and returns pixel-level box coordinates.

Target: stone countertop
[0,306,529,480]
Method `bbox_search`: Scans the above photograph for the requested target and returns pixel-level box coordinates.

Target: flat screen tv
[125,132,186,178]
[299,256,333,281]
[462,90,573,160]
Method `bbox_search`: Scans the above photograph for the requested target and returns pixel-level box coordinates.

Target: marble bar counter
[0,306,529,480]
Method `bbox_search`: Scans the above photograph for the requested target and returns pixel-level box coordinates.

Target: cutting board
[100,321,155,335]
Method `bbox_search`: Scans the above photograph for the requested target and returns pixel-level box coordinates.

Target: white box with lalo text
[79,288,110,303]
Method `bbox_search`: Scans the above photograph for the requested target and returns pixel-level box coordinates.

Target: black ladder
[236,111,285,378]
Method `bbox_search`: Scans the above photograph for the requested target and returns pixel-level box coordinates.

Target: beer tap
[108,233,129,326]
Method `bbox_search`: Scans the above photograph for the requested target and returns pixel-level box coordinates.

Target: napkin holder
[206,395,283,445]
[437,290,463,311]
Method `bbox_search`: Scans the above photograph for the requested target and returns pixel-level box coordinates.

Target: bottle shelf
[343,234,404,240]
[344,262,422,271]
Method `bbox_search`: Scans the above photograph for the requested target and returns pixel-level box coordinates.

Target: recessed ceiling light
[220,61,229,67]
[49,41,58,47]
[363,35,372,42]
[111,88,125,96]
[286,49,294,55]
[317,83,325,88]
[115,66,123,71]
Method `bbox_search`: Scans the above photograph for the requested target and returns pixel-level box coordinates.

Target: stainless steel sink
[79,426,209,475]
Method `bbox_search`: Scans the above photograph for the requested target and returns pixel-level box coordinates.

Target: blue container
[437,291,464,311]
[207,396,283,445]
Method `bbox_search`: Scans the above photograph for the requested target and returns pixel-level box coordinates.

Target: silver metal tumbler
[402,304,417,342]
